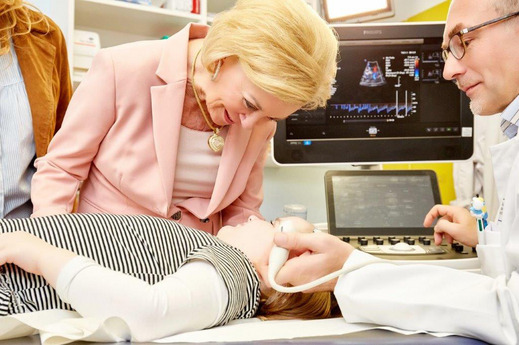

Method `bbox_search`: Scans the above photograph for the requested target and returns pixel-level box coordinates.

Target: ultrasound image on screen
[286,39,460,140]
[332,44,420,123]
[332,175,436,228]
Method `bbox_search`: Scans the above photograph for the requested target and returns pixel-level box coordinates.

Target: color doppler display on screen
[273,23,474,164]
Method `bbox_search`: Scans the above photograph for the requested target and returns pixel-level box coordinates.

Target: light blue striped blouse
[0,41,36,218]
[500,95,519,139]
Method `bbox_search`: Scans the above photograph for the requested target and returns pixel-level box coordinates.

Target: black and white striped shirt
[0,213,260,337]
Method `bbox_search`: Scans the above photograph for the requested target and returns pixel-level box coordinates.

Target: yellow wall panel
[406,1,451,22]
[382,163,454,204]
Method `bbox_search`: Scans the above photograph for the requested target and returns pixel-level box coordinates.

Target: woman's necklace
[191,49,224,153]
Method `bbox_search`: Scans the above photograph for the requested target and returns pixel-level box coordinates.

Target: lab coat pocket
[477,231,507,278]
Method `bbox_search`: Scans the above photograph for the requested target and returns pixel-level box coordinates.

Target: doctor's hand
[272,232,354,292]
[423,204,478,247]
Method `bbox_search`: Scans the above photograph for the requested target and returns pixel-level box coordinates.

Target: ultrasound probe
[268,220,381,293]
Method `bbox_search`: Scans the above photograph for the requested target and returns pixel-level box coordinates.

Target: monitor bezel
[325,169,442,237]
[272,22,474,165]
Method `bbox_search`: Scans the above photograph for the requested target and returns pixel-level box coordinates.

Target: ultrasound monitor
[325,170,441,237]
[272,22,474,164]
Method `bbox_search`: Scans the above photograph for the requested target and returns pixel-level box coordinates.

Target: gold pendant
[208,133,225,152]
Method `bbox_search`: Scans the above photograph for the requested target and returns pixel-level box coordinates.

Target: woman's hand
[423,204,478,247]
[271,232,354,292]
[0,232,76,287]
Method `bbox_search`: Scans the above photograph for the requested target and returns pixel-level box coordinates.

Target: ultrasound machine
[324,169,478,267]
[272,22,477,269]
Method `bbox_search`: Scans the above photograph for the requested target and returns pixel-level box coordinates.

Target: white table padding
[0,310,453,344]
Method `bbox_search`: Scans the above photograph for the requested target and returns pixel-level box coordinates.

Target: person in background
[0,214,338,342]
[269,0,519,343]
[30,0,338,234]
[0,0,72,218]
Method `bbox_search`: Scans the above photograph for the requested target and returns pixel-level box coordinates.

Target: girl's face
[216,216,315,285]
[217,216,276,268]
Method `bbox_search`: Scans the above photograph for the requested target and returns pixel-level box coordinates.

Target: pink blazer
[31,24,276,234]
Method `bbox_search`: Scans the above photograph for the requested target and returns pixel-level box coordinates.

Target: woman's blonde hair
[257,289,341,321]
[0,0,48,55]
[202,0,338,110]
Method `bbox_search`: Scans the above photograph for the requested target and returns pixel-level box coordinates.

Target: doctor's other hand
[423,204,478,247]
[272,232,354,292]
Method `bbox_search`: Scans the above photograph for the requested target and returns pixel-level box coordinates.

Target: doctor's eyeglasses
[442,10,519,61]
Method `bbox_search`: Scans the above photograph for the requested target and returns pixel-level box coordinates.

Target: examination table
[0,330,488,344]
[0,311,489,344]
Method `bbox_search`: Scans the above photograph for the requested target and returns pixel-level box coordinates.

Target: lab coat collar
[490,135,519,202]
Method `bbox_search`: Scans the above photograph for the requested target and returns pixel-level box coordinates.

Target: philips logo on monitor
[363,30,383,35]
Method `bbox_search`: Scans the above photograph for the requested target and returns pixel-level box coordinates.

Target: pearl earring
[211,60,222,81]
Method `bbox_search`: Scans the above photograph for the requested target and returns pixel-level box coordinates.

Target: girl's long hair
[257,289,342,321]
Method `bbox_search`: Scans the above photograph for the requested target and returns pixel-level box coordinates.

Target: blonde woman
[30,0,339,234]
[0,214,339,341]
[0,0,72,218]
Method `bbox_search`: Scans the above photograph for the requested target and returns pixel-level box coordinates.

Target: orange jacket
[12,10,72,157]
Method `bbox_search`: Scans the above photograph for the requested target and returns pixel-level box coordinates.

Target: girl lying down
[0,213,338,341]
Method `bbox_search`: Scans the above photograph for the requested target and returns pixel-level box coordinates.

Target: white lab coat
[451,114,507,220]
[335,135,519,344]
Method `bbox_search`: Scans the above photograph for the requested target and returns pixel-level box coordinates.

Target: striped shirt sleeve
[184,244,261,325]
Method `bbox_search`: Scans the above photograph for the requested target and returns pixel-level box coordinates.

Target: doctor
[272,0,519,343]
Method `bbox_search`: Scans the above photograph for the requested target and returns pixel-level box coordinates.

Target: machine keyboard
[339,235,477,260]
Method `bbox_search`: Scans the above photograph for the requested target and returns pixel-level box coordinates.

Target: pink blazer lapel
[150,83,185,206]
[206,125,252,213]
[150,23,209,212]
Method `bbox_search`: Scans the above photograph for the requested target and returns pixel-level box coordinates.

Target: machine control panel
[341,235,477,260]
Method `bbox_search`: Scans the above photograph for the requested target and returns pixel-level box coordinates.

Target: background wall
[261,162,357,223]
[30,0,73,43]
[30,0,74,69]
[377,0,446,22]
